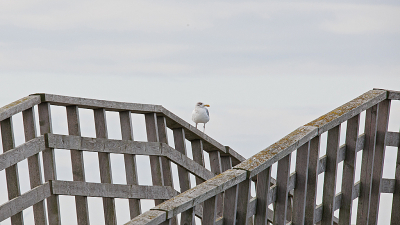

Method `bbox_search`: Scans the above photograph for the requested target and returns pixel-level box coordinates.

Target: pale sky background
[0,1,400,224]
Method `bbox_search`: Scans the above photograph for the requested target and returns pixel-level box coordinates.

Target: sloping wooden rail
[128,89,400,225]
[1,89,400,225]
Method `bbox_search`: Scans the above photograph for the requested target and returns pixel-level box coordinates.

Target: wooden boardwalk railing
[0,89,399,225]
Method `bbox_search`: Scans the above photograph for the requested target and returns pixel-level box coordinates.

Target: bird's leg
[196,123,198,129]
[203,123,206,133]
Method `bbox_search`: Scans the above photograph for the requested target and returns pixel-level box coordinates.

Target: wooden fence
[0,89,399,225]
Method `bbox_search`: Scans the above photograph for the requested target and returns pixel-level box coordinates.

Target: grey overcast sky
[1,1,400,224]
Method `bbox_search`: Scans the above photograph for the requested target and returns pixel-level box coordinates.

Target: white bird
[192,102,210,132]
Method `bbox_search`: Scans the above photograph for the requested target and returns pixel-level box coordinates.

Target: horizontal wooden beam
[51,180,178,199]
[386,131,400,147]
[0,136,45,171]
[0,182,51,222]
[0,95,41,121]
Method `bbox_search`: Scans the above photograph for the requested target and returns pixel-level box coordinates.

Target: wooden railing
[127,89,400,225]
[1,89,399,225]
[0,93,245,225]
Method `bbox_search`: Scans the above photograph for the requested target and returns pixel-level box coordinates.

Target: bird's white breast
[192,107,210,123]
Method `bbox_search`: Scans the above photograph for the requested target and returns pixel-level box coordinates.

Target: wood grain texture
[357,104,378,225]
[321,125,341,225]
[120,110,142,218]
[1,117,24,225]
[191,139,206,185]
[209,151,223,218]
[23,107,47,225]
[292,142,310,225]
[0,95,41,121]
[203,196,217,225]
[254,167,271,225]
[273,154,291,225]
[392,130,400,224]
[94,108,117,225]
[223,184,239,225]
[67,105,90,225]
[0,182,51,222]
[157,116,174,188]
[368,100,391,224]
[339,114,360,225]
[38,102,61,225]
[236,178,252,225]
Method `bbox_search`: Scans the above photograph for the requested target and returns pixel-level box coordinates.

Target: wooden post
[339,114,360,225]
[191,139,206,185]
[119,111,141,218]
[221,155,232,172]
[145,113,165,206]
[321,125,341,225]
[94,108,117,225]
[23,107,48,225]
[368,99,391,224]
[237,178,252,225]
[209,151,223,218]
[254,167,272,225]
[38,102,61,225]
[391,129,400,223]
[292,142,310,225]
[357,104,379,225]
[66,106,90,225]
[203,196,217,225]
[274,154,291,225]
[173,127,195,224]
[305,136,320,225]
[223,184,239,225]
[1,117,24,225]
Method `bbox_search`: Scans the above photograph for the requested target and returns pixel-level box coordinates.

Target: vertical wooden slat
[321,125,341,225]
[203,196,217,225]
[391,130,400,223]
[209,151,223,218]
[223,184,239,225]
[119,111,141,218]
[368,99,391,224]
[273,154,291,225]
[305,136,320,225]
[23,107,47,225]
[173,127,195,224]
[156,116,177,225]
[1,117,24,225]
[94,108,117,225]
[292,142,310,225]
[339,114,360,225]
[145,113,164,206]
[236,178,252,225]
[191,139,205,185]
[357,104,379,225]
[66,106,90,225]
[254,167,271,225]
[220,155,232,172]
[38,102,61,225]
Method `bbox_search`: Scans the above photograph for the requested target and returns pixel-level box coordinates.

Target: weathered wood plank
[38,102,61,225]
[124,210,167,225]
[223,184,239,225]
[152,169,247,219]
[305,89,386,134]
[380,178,395,193]
[221,155,232,172]
[223,146,246,166]
[33,93,159,113]
[292,142,310,225]
[0,136,45,171]
[66,105,90,225]
[94,108,117,225]
[191,139,206,185]
[23,107,47,225]
[321,125,341,225]
[0,183,51,222]
[385,89,400,100]
[120,110,142,218]
[392,130,400,224]
[305,136,320,225]
[273,154,291,225]
[236,178,252,225]
[209,151,224,218]
[1,117,24,225]
[157,116,174,188]
[357,104,379,225]
[203,196,217,225]
[254,167,271,225]
[51,180,179,199]
[0,95,41,121]
[368,99,391,224]
[236,126,318,178]
[339,114,360,225]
